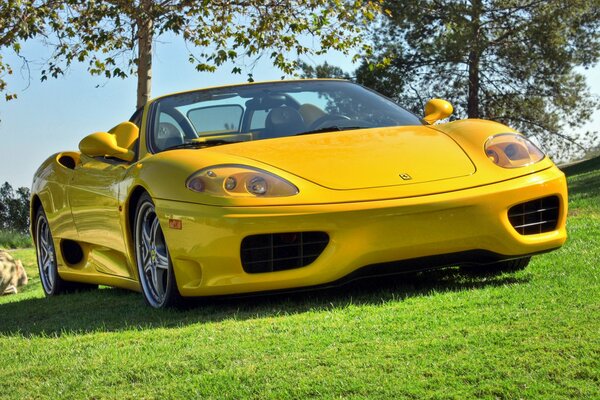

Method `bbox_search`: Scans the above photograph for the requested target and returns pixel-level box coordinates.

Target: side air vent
[508,196,560,235]
[57,152,80,170]
[241,232,329,273]
[60,239,84,265]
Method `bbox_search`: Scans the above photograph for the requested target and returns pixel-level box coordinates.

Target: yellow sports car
[31,79,567,308]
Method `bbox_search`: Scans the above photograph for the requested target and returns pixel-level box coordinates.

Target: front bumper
[156,166,567,297]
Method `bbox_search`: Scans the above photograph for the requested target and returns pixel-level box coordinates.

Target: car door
[68,156,132,277]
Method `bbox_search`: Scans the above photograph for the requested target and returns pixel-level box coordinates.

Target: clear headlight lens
[224,177,237,191]
[246,176,268,195]
[186,165,299,197]
[484,133,545,168]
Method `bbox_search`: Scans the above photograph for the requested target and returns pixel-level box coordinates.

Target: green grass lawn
[1,165,599,399]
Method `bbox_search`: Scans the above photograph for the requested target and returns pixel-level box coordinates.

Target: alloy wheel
[135,197,177,308]
[36,212,57,294]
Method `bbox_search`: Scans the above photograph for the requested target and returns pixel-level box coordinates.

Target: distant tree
[12,187,31,234]
[355,0,600,161]
[3,0,383,109]
[0,183,9,226]
[296,61,360,114]
[0,182,30,234]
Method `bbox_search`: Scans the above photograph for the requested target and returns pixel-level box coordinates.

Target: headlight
[484,133,545,168]
[186,165,299,197]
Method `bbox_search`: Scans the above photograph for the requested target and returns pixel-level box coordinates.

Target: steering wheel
[309,114,352,130]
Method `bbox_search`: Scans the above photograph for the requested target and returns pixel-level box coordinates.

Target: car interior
[151,93,332,152]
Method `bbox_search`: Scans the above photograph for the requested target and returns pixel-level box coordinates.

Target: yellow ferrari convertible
[31,79,567,308]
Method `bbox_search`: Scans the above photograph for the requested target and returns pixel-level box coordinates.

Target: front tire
[134,193,181,308]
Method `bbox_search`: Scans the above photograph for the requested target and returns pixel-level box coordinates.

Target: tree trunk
[136,6,153,109]
[467,49,480,119]
[467,0,482,119]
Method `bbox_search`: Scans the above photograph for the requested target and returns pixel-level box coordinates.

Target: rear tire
[35,208,69,296]
[461,257,531,276]
[134,193,182,308]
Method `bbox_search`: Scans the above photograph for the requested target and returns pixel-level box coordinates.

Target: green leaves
[1,0,384,110]
[0,1,61,105]
[356,0,600,161]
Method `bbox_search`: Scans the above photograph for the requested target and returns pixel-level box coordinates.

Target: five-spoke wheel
[35,208,68,295]
[134,193,181,308]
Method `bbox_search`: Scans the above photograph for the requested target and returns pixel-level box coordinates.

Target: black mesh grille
[241,232,329,273]
[508,196,560,235]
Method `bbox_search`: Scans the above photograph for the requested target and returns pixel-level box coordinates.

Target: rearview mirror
[79,121,138,162]
[423,99,453,124]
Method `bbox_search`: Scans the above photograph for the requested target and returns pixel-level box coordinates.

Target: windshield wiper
[296,126,365,136]
[163,139,242,151]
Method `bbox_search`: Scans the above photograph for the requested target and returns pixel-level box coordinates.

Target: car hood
[212,125,476,190]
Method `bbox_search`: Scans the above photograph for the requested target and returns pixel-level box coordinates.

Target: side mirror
[423,99,453,124]
[79,122,138,162]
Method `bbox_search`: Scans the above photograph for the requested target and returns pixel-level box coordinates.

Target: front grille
[508,196,560,235]
[241,232,329,273]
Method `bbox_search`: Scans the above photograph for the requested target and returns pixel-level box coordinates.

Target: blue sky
[1,36,599,189]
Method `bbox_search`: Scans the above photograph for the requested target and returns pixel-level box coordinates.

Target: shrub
[0,230,33,249]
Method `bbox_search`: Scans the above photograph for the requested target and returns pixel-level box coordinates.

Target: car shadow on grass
[0,267,529,338]
[568,172,600,200]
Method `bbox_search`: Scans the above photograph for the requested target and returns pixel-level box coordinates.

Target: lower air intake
[241,232,329,273]
[508,196,560,235]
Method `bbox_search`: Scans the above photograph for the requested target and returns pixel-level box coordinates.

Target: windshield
[149,80,423,152]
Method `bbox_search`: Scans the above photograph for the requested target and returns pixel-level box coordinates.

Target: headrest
[264,106,306,137]
[246,95,287,110]
[108,121,139,150]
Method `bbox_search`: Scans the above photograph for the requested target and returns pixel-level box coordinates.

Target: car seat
[263,106,306,138]
[156,122,184,150]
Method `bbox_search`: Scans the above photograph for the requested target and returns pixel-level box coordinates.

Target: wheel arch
[126,187,183,307]
[126,185,150,241]
[29,194,42,240]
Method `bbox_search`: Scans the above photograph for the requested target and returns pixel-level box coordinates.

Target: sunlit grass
[1,164,598,399]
